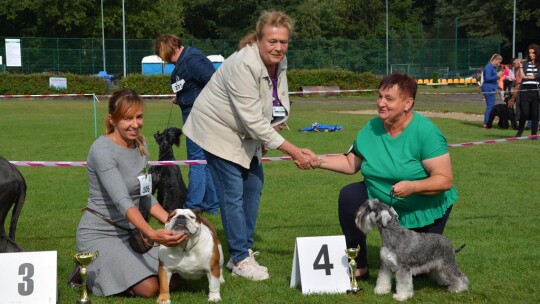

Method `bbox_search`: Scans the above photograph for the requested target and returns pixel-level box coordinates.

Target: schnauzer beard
[355,205,376,234]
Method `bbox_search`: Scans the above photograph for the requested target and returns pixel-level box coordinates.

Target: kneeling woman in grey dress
[76,89,186,297]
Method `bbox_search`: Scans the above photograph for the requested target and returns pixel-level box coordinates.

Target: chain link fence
[0,37,500,79]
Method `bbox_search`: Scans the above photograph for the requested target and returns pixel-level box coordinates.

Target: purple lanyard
[271,68,280,106]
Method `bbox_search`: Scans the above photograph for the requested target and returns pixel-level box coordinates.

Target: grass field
[1,86,539,303]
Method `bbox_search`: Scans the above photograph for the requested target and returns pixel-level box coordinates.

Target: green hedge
[116,69,381,95]
[0,69,380,95]
[288,68,381,93]
[0,73,109,95]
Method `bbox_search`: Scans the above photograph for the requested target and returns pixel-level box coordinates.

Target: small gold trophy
[345,245,361,294]
[73,251,99,304]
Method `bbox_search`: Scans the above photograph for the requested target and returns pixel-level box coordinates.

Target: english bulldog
[157,209,224,303]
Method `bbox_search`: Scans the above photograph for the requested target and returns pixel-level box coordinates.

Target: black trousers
[517,85,540,135]
[338,182,453,268]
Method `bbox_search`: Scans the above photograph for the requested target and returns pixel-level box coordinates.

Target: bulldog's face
[165,209,201,237]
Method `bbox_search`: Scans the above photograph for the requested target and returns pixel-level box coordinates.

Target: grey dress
[76,136,159,296]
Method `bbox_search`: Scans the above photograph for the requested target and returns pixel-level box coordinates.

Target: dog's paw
[393,292,412,301]
[374,285,391,295]
[157,293,171,304]
[448,281,468,293]
[208,292,221,302]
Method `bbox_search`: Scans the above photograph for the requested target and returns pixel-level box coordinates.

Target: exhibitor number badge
[171,78,185,93]
[138,174,152,196]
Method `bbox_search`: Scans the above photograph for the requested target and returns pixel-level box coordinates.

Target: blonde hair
[489,54,503,62]
[238,11,294,50]
[155,34,183,63]
[106,89,147,156]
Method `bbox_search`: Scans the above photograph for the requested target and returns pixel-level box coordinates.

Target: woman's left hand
[392,181,417,198]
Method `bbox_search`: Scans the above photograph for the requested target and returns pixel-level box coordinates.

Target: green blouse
[352,112,458,228]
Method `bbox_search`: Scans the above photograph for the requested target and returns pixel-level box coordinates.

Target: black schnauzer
[148,127,187,213]
[486,98,517,130]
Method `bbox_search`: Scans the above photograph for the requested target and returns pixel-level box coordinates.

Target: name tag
[138,174,152,196]
[273,106,287,117]
[171,79,185,93]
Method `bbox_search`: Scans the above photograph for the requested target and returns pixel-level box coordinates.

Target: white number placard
[290,235,350,294]
[0,251,57,304]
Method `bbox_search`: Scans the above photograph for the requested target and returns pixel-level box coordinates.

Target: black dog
[0,156,26,252]
[486,99,517,130]
[148,127,187,213]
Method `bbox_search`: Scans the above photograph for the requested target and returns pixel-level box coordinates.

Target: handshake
[292,148,323,170]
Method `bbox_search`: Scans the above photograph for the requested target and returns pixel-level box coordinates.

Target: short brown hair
[155,34,183,63]
[238,11,294,50]
[378,72,418,100]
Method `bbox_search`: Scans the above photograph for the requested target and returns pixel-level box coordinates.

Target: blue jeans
[204,151,264,263]
[181,107,219,213]
[483,88,496,125]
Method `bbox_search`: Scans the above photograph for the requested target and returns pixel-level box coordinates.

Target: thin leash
[389,188,395,204]
[166,100,175,128]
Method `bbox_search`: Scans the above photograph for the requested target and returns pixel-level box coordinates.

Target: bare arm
[391,153,453,197]
[302,149,362,174]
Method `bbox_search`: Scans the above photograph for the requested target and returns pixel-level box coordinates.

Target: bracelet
[317,156,323,168]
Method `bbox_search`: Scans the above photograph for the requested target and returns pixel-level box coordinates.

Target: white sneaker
[232,256,269,281]
[227,249,268,272]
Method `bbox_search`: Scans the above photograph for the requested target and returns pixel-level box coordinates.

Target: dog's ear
[191,209,203,222]
[380,210,393,227]
[389,207,398,219]
[166,210,177,222]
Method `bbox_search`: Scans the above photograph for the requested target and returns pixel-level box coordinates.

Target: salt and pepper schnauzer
[355,199,468,301]
[149,127,187,213]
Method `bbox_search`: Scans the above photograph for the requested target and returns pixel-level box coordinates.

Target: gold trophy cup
[73,251,99,304]
[345,245,361,294]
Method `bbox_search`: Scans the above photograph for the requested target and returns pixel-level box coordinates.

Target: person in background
[502,64,515,96]
[76,89,186,298]
[481,54,503,128]
[302,72,458,282]
[155,34,219,213]
[515,44,540,137]
[507,58,522,109]
[183,11,312,281]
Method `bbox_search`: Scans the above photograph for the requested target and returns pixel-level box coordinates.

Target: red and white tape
[0,93,93,98]
[8,136,539,167]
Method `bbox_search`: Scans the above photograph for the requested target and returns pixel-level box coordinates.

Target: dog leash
[389,188,395,205]
[166,101,174,128]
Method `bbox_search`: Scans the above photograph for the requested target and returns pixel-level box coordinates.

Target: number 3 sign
[290,235,350,294]
[0,251,57,304]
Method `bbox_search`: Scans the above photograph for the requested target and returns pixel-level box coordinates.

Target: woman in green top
[304,72,458,281]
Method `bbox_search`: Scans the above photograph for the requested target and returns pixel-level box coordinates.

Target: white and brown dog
[157,209,224,303]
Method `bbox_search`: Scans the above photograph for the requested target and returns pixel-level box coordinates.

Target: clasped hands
[292,148,321,170]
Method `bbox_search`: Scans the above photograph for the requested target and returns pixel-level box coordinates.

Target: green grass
[0,91,539,304]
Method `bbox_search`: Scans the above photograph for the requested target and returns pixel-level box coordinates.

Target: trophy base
[347,287,362,294]
[76,299,91,304]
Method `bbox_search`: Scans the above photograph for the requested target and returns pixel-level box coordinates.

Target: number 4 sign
[0,251,57,304]
[290,235,350,294]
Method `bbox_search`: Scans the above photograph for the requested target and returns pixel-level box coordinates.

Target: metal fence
[0,37,500,79]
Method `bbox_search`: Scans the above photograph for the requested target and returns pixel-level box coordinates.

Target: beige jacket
[182,43,290,169]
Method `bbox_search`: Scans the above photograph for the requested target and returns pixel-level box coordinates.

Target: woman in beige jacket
[183,11,310,281]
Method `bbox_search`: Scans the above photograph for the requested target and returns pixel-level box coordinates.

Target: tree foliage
[0,0,538,58]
